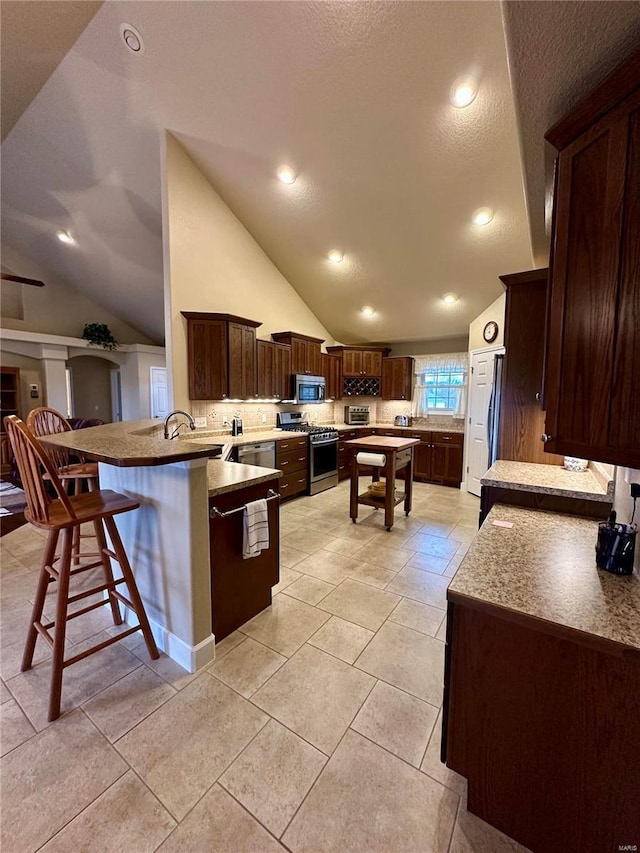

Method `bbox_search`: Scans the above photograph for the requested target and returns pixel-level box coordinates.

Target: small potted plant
[82,323,119,351]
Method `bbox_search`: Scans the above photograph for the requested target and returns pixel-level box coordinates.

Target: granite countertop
[482,460,613,503]
[40,418,224,467]
[449,504,639,651]
[207,461,282,498]
[336,422,465,434]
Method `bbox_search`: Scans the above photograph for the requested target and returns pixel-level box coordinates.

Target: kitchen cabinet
[543,53,640,468]
[339,427,463,487]
[182,312,260,401]
[498,269,562,466]
[338,428,358,481]
[413,432,463,487]
[321,353,342,400]
[209,477,280,641]
[381,357,414,401]
[271,332,323,376]
[444,507,640,853]
[327,346,390,377]
[276,435,309,500]
[257,340,291,399]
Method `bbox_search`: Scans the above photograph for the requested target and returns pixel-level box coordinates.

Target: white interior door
[150,367,169,419]
[467,347,503,496]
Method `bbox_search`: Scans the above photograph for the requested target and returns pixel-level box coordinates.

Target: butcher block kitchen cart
[346,435,420,530]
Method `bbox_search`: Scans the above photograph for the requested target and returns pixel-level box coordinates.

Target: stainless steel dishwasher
[237,441,276,468]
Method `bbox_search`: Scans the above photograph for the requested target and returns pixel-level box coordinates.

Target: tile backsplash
[189,398,464,433]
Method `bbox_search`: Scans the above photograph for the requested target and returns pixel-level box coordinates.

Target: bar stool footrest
[63,626,142,668]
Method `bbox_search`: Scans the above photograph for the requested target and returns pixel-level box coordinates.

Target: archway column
[40,344,69,414]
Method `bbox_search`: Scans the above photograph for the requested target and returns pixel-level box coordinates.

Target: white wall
[613,467,639,573]
[67,355,113,422]
[161,132,336,411]
[388,336,469,356]
[1,244,154,345]
[120,350,167,421]
[468,293,506,352]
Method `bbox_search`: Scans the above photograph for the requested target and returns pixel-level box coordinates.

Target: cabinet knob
[541,433,552,443]
[535,392,541,401]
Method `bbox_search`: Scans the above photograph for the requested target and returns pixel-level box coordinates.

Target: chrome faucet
[163,410,196,439]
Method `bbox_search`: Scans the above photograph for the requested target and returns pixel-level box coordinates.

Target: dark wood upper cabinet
[381,357,414,401]
[544,56,640,468]
[182,312,260,401]
[326,346,390,377]
[271,332,323,375]
[321,353,342,400]
[257,340,291,399]
[498,269,562,466]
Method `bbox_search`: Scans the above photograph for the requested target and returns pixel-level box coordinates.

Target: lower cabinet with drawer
[338,426,463,487]
[276,436,309,500]
[338,429,357,481]
[413,431,463,487]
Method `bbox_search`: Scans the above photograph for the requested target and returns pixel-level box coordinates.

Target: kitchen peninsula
[41,419,282,671]
[480,459,614,523]
[443,504,640,852]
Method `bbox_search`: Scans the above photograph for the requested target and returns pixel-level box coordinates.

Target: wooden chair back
[3,416,76,526]
[26,407,73,470]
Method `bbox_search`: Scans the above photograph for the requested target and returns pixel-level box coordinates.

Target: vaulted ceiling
[2,1,639,346]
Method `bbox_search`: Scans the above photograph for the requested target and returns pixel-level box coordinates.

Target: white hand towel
[356,452,387,467]
[243,498,270,559]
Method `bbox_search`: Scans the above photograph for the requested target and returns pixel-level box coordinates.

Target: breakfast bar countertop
[40,418,223,467]
[206,460,282,497]
[482,460,614,502]
[449,504,640,652]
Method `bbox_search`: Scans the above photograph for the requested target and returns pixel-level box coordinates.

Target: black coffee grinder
[596,501,637,576]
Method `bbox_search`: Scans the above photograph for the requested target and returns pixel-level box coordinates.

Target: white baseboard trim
[120,606,216,673]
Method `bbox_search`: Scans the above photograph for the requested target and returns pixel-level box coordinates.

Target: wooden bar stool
[4,415,159,722]
[27,407,99,564]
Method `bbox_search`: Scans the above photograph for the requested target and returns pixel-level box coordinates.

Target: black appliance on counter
[278,412,339,495]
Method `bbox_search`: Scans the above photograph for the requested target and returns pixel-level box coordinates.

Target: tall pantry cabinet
[543,50,640,469]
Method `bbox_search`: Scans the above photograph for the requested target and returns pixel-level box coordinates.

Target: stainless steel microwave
[292,374,326,404]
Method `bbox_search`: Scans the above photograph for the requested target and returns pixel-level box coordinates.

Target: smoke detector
[120,23,144,54]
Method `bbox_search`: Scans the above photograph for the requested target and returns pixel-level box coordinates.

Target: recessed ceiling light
[442,293,458,304]
[361,306,375,317]
[120,23,144,54]
[451,78,477,108]
[57,231,74,245]
[277,165,296,184]
[327,250,343,264]
[472,207,494,226]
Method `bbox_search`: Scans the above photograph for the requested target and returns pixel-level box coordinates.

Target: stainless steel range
[277,412,339,495]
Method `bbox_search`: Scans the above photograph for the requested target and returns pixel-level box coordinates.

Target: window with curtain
[411,353,468,418]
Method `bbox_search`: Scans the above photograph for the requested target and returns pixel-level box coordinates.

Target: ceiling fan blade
[1,272,45,287]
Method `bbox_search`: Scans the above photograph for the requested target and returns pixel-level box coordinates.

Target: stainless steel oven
[309,432,339,495]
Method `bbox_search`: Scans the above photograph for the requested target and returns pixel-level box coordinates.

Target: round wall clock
[483,321,499,343]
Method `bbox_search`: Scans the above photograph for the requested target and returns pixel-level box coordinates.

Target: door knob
[541,433,552,443]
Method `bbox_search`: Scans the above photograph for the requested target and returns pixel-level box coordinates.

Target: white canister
[563,456,588,472]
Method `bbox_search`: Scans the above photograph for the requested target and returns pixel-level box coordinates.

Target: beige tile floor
[0,480,532,852]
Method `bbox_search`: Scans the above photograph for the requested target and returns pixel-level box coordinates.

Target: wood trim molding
[545,46,640,150]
